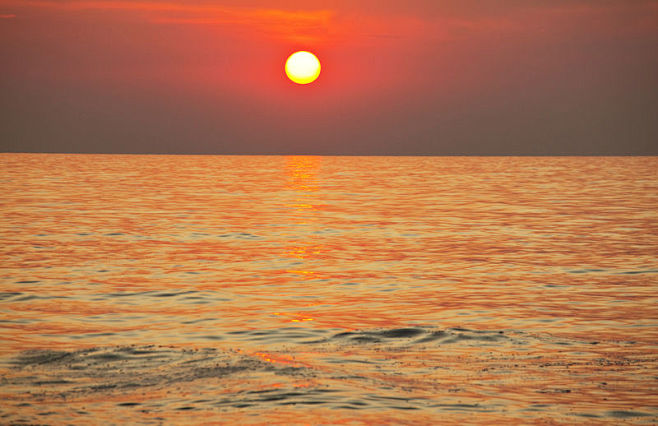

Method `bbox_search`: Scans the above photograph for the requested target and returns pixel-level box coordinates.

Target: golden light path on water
[0,154,657,423]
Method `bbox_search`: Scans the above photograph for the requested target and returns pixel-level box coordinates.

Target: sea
[1,154,657,424]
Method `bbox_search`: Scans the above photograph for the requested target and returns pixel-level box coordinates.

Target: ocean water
[1,154,657,424]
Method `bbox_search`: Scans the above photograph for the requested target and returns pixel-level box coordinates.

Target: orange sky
[1,0,657,154]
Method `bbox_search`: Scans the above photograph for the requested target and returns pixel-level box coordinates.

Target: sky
[1,0,657,155]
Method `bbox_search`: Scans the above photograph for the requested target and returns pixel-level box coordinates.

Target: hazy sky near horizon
[1,0,657,154]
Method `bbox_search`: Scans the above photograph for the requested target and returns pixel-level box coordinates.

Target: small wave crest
[327,327,510,346]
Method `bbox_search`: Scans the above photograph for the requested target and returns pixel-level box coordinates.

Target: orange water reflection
[1,154,657,423]
[285,155,321,193]
[278,156,325,324]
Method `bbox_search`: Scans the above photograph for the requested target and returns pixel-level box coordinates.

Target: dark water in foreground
[1,154,657,424]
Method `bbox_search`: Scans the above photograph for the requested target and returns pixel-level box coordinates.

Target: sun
[285,51,321,85]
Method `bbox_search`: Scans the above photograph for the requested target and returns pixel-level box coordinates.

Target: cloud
[0,13,17,18]
[3,1,335,42]
[149,8,334,43]
[4,0,655,47]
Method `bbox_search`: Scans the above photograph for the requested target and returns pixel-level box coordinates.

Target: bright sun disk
[285,51,321,85]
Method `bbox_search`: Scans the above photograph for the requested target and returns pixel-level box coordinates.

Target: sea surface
[1,154,657,424]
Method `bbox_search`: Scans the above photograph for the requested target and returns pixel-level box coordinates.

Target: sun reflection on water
[285,156,321,193]
[282,156,325,265]
[276,156,327,324]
